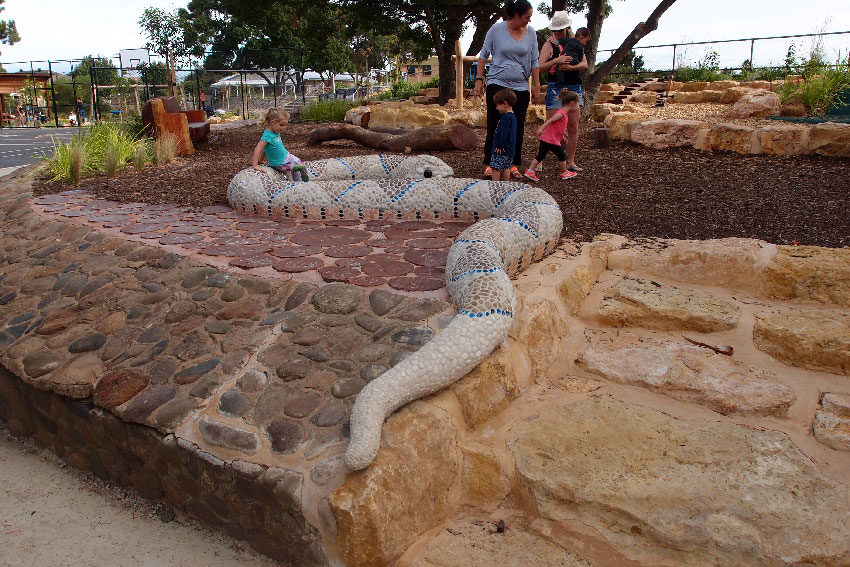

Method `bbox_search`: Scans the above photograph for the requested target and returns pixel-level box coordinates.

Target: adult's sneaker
[560,170,578,180]
[523,169,540,182]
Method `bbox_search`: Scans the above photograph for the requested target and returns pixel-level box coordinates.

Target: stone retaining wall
[0,363,325,565]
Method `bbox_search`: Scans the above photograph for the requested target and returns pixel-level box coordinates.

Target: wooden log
[307,124,477,152]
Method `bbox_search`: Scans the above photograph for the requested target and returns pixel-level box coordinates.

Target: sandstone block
[509,396,849,566]
[603,112,645,141]
[462,444,511,511]
[447,109,485,128]
[727,89,780,118]
[761,245,850,306]
[678,81,708,92]
[608,238,776,293]
[369,102,450,129]
[589,103,617,122]
[780,100,808,117]
[597,278,741,332]
[708,80,739,90]
[525,104,546,124]
[630,119,709,149]
[629,91,657,104]
[599,83,620,92]
[451,344,519,428]
[556,256,601,315]
[577,331,795,416]
[670,90,707,104]
[410,521,592,567]
[813,393,850,451]
[809,122,850,157]
[753,307,850,375]
[594,91,614,104]
[740,80,777,91]
[718,86,749,104]
[512,296,566,379]
[330,402,459,567]
[704,122,758,153]
[756,124,809,155]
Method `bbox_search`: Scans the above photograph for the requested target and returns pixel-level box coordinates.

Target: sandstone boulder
[708,80,739,90]
[451,344,520,428]
[344,105,371,127]
[608,238,777,293]
[670,90,708,104]
[629,91,657,104]
[512,296,566,380]
[630,119,709,149]
[753,307,850,375]
[330,402,459,567]
[525,104,546,124]
[678,81,708,92]
[813,393,850,451]
[369,102,450,129]
[461,444,512,511]
[589,103,618,122]
[577,332,795,416]
[597,278,741,332]
[447,109,486,128]
[740,80,777,91]
[756,124,809,155]
[509,396,849,566]
[411,520,593,567]
[718,86,750,104]
[780,100,808,117]
[761,245,850,306]
[808,122,850,157]
[704,122,758,153]
[599,83,620,92]
[727,89,781,118]
[604,112,645,141]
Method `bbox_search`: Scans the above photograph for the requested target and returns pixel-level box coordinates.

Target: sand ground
[0,426,280,567]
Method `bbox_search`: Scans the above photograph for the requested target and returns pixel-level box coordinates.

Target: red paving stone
[31,190,471,297]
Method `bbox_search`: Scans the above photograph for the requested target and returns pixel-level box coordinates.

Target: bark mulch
[33,120,850,248]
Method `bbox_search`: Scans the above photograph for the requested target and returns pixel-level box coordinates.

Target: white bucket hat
[548,11,572,31]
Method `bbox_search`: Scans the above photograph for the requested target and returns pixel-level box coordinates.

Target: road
[0,127,83,170]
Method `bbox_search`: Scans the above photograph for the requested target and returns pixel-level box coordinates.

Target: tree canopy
[0,0,19,47]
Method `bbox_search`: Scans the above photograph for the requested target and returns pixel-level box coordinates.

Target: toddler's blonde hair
[260,108,289,128]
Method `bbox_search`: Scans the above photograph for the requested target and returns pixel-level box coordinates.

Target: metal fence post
[48,60,59,128]
[750,39,755,68]
[672,44,677,72]
[195,69,202,110]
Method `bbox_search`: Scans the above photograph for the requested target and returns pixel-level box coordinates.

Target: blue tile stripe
[334,181,363,203]
[268,183,298,202]
[494,188,523,208]
[379,154,390,175]
[454,180,484,201]
[455,239,504,263]
[334,158,356,179]
[458,308,514,318]
[391,179,424,203]
[449,266,505,283]
[495,217,539,238]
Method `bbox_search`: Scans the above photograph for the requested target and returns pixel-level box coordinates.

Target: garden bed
[32,119,850,248]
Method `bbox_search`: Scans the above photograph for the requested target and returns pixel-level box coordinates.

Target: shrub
[104,145,120,177]
[153,133,178,165]
[85,122,137,172]
[299,98,355,122]
[374,77,439,101]
[132,140,150,170]
[779,61,850,115]
[41,134,87,183]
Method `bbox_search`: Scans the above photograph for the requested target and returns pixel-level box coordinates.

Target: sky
[2,0,849,74]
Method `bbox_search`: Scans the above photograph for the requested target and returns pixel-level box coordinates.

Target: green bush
[374,77,439,101]
[779,62,850,115]
[41,121,139,182]
[299,98,355,122]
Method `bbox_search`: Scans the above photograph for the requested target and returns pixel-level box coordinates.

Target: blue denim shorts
[545,83,566,109]
[489,153,513,170]
[565,84,583,107]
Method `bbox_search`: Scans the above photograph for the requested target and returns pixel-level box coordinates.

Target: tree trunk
[307,123,477,152]
[551,0,566,11]
[581,0,678,117]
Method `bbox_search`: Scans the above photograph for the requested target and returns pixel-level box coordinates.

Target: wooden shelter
[0,72,53,125]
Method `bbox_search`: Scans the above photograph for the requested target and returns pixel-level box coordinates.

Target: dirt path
[0,426,279,567]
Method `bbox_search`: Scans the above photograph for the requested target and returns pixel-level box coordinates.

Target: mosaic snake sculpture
[228,154,563,470]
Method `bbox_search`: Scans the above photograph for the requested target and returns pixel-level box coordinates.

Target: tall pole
[48,61,59,128]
